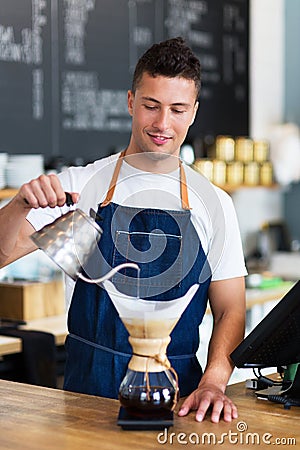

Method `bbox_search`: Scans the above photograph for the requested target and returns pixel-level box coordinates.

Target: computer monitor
[230,280,300,402]
[231,280,300,368]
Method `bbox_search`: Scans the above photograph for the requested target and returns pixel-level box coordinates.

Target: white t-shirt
[27,153,247,307]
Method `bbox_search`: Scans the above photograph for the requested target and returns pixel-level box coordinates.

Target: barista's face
[127,73,198,159]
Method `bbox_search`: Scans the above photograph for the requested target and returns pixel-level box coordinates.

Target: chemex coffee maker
[103,280,199,430]
[31,205,200,430]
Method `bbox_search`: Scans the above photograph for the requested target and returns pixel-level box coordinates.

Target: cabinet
[0,279,65,321]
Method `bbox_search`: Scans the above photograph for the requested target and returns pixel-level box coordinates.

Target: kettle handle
[65,192,74,206]
[65,194,102,222]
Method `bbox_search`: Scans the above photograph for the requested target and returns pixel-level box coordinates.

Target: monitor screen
[230,280,300,368]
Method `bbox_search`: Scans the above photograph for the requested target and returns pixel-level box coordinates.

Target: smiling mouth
[148,133,172,144]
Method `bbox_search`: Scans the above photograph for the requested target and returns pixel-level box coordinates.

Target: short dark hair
[132,37,201,99]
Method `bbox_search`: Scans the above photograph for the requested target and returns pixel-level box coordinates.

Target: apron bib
[64,152,212,398]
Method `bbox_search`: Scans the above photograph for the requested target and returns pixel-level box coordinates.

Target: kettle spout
[79,263,139,284]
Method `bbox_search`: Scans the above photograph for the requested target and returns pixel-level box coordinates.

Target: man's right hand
[0,173,79,267]
[16,173,79,209]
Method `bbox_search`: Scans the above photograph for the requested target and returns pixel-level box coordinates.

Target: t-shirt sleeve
[210,188,248,281]
[25,155,115,231]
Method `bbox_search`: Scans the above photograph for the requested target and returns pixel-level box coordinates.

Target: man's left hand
[177,382,238,423]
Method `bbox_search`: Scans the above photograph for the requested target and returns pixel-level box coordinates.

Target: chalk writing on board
[0,0,46,65]
[165,0,209,41]
[64,0,95,65]
[61,71,131,131]
[32,68,44,119]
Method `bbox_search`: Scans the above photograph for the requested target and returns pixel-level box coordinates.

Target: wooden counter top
[245,282,293,308]
[20,314,68,346]
[0,379,299,449]
[0,335,22,356]
[0,314,67,356]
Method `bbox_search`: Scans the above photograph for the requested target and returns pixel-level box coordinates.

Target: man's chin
[142,150,176,161]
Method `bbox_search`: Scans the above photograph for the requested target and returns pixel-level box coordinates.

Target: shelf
[0,188,18,200]
[215,183,279,194]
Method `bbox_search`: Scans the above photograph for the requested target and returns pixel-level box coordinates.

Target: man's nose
[153,109,170,130]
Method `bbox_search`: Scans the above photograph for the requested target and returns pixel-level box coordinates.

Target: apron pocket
[112,230,183,296]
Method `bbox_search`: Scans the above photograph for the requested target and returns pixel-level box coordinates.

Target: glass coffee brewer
[103,280,200,430]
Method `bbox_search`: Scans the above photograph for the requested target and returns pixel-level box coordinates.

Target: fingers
[222,398,238,422]
[178,389,238,423]
[21,175,63,208]
[19,174,77,209]
[195,396,211,422]
[198,394,238,424]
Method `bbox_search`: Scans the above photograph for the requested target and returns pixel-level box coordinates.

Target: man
[0,37,247,422]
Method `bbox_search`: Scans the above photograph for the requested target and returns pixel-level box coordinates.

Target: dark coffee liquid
[119,386,177,418]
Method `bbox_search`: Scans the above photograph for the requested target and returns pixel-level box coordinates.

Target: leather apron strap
[180,162,191,210]
[100,150,126,207]
[101,151,191,210]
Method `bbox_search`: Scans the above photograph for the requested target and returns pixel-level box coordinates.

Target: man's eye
[173,109,185,114]
[144,105,157,110]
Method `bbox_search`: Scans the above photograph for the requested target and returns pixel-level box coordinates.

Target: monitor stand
[280,364,300,406]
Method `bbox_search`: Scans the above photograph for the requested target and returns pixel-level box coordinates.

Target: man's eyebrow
[141,96,192,107]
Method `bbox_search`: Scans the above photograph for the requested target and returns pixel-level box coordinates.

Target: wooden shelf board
[0,189,18,199]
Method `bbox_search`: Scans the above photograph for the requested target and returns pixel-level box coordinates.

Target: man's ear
[127,90,134,116]
[190,101,199,125]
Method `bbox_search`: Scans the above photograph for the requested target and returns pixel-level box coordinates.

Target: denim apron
[64,152,212,398]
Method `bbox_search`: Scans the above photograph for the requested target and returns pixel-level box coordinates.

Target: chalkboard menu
[0,0,249,163]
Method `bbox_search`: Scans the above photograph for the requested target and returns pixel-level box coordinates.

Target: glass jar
[235,137,254,162]
[260,162,273,186]
[253,140,270,162]
[215,136,235,161]
[227,161,244,186]
[244,162,260,185]
[193,159,213,181]
[213,160,227,185]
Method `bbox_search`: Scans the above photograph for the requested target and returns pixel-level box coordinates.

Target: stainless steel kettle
[30,207,138,283]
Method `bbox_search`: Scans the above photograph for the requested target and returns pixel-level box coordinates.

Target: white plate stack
[0,153,8,189]
[6,154,44,189]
